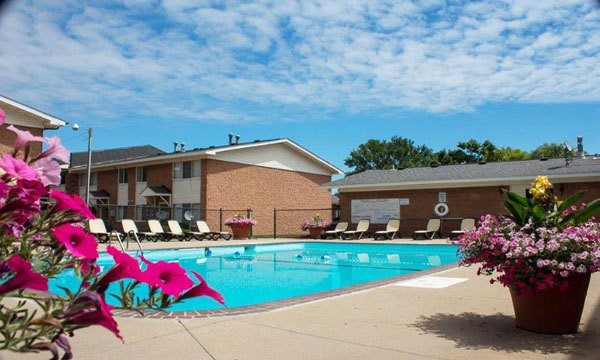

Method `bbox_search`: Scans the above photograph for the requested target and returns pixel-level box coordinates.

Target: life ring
[434,203,449,217]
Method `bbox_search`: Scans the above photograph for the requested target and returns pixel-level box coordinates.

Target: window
[116,206,127,220]
[173,161,200,179]
[79,172,97,187]
[118,169,128,184]
[136,167,147,182]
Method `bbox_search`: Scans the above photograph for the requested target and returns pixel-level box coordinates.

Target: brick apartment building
[66,139,342,236]
[0,95,66,156]
[323,157,600,237]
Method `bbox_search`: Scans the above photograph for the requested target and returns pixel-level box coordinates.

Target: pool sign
[351,198,401,224]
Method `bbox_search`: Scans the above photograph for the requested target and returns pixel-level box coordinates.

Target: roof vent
[228,133,234,145]
[173,141,179,153]
[208,145,216,149]
[235,135,240,144]
[254,139,261,142]
[430,162,440,168]
[540,157,548,161]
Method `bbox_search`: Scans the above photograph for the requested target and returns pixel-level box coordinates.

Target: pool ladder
[107,230,144,256]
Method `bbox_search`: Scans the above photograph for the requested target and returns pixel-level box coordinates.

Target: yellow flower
[529,176,552,200]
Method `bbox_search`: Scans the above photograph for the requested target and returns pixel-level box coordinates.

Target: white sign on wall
[351,198,401,224]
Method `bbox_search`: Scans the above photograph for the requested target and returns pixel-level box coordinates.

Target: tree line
[344,137,576,175]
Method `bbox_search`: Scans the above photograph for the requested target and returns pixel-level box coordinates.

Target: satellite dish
[184,211,194,221]
[563,140,573,152]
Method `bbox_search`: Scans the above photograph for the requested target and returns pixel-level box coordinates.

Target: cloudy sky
[1,0,599,173]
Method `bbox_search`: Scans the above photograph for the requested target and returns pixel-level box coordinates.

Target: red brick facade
[340,181,600,237]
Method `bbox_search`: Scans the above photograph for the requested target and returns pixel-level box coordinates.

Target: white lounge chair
[166,220,192,241]
[342,219,370,240]
[323,222,348,239]
[88,218,122,243]
[195,220,232,241]
[121,219,161,242]
[413,219,441,240]
[374,218,400,240]
[450,218,476,239]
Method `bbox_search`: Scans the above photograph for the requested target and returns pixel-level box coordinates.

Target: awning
[140,185,171,205]
[90,190,110,204]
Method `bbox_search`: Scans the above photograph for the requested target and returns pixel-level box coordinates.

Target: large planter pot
[229,224,252,240]
[307,226,327,238]
[509,273,591,334]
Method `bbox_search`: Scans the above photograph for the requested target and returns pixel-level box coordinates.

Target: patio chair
[450,218,476,239]
[121,219,161,242]
[88,218,122,244]
[166,220,192,241]
[342,219,370,240]
[322,222,348,239]
[194,220,232,241]
[373,218,400,240]
[147,219,173,241]
[413,218,441,240]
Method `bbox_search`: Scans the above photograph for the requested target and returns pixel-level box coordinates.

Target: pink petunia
[37,136,70,163]
[178,271,225,305]
[0,254,48,294]
[6,125,44,152]
[0,107,5,125]
[0,154,40,181]
[94,246,143,292]
[140,258,193,297]
[49,190,95,219]
[52,224,99,260]
[62,291,122,341]
[31,156,62,187]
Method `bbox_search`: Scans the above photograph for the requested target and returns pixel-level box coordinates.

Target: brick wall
[203,159,332,236]
[97,170,118,204]
[339,181,600,238]
[0,125,43,157]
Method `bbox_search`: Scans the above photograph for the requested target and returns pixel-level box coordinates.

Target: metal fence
[272,207,338,239]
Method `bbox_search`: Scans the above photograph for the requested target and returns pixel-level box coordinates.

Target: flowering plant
[300,213,332,231]
[0,108,224,359]
[458,176,600,294]
[224,214,257,226]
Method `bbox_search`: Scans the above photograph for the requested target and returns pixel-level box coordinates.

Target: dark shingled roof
[324,157,600,188]
[70,145,165,167]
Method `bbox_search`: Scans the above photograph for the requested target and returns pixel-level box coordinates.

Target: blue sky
[1,0,599,175]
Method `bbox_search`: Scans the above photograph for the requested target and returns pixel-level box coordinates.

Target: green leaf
[504,200,526,225]
[503,189,529,207]
[568,198,600,225]
[531,205,546,224]
[556,190,585,213]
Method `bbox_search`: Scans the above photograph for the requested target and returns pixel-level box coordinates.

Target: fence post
[273,208,277,239]
[247,208,253,239]
[219,208,223,232]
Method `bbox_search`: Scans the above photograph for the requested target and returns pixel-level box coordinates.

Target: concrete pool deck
[3,238,599,360]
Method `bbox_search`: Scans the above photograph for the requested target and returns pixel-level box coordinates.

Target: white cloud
[0,0,599,125]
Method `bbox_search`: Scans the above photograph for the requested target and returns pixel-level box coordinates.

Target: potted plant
[301,214,332,238]
[225,214,257,240]
[458,176,600,334]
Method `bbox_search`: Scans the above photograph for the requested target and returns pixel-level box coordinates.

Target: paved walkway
[2,238,599,360]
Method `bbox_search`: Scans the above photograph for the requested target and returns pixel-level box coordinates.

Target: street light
[72,124,93,205]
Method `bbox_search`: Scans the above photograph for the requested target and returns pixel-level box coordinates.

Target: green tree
[495,147,531,161]
[456,139,498,162]
[530,143,575,159]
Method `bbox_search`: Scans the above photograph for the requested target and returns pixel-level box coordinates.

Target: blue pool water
[50,242,459,311]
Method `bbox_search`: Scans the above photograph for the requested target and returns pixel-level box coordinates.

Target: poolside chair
[323,222,348,239]
[166,220,192,241]
[413,218,441,240]
[342,219,370,240]
[88,218,122,244]
[373,218,400,240]
[147,219,173,241]
[121,219,161,242]
[450,218,476,239]
[194,220,232,241]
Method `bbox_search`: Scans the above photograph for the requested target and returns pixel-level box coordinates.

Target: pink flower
[0,107,5,125]
[6,125,44,152]
[52,224,99,260]
[0,254,48,294]
[140,258,193,297]
[94,246,143,292]
[178,271,225,305]
[31,156,62,187]
[37,136,70,163]
[0,154,40,181]
[49,190,95,219]
[62,291,122,341]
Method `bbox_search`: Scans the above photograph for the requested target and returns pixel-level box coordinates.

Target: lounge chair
[147,219,174,241]
[323,222,348,239]
[342,219,370,240]
[121,219,161,242]
[194,220,232,241]
[166,220,192,241]
[450,218,476,239]
[373,218,400,240]
[88,218,122,243]
[413,218,441,240]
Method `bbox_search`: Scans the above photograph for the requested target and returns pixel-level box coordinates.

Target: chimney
[228,133,234,145]
[173,141,179,152]
[235,135,240,144]
[180,142,185,152]
[577,136,585,159]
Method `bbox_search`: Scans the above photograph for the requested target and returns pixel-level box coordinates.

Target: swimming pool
[50,242,459,311]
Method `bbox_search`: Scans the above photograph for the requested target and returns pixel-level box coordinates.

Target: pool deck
[3,237,599,360]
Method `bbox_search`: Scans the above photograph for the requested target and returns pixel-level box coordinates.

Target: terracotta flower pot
[229,224,252,240]
[509,273,591,334]
[307,226,326,238]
